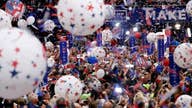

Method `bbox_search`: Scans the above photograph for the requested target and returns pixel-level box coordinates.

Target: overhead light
[187,27,191,37]
[174,23,181,30]
[115,22,120,27]
[125,30,130,35]
[133,27,138,32]
[129,7,132,11]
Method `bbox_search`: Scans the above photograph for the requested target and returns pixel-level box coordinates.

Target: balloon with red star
[54,75,83,103]
[0,28,46,99]
[174,43,192,69]
[0,9,12,29]
[57,0,105,36]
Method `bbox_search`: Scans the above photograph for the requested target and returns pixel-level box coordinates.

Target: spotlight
[115,22,120,27]
[114,87,123,94]
[187,27,191,37]
[133,27,138,32]
[125,30,130,35]
[174,23,181,30]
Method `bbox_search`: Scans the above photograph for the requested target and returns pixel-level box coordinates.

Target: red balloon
[134,32,141,39]
[111,39,117,46]
[163,58,169,66]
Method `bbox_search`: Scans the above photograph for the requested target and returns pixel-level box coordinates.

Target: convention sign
[60,41,68,65]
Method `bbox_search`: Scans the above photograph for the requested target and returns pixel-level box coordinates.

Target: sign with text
[108,6,190,25]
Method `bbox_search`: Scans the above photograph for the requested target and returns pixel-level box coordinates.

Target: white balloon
[87,77,101,91]
[0,9,12,29]
[44,20,55,31]
[147,32,156,43]
[90,47,106,58]
[104,5,115,20]
[54,75,83,103]
[27,16,35,25]
[155,32,167,44]
[17,19,27,29]
[47,57,55,67]
[174,43,192,68]
[45,41,54,50]
[0,28,46,99]
[96,69,105,79]
[102,29,113,42]
[57,0,105,36]
[186,0,192,16]
[175,95,192,108]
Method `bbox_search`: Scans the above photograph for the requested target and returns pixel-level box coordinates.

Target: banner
[60,41,68,65]
[157,35,164,61]
[106,10,127,22]
[169,40,180,86]
[129,36,136,54]
[97,33,102,47]
[67,34,73,49]
[108,6,190,25]
[147,43,155,56]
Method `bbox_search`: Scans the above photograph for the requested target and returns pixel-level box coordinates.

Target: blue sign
[107,6,190,26]
[67,34,73,49]
[157,36,164,61]
[97,33,102,47]
[106,10,127,22]
[60,41,68,65]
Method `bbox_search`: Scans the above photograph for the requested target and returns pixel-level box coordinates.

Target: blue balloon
[87,56,98,64]
[156,64,164,74]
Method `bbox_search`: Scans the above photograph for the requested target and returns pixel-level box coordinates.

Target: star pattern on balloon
[92,13,95,17]
[15,47,20,53]
[0,65,2,72]
[0,17,3,21]
[59,12,64,18]
[70,23,75,28]
[87,4,94,11]
[68,8,73,13]
[90,25,95,29]
[100,12,103,16]
[26,75,30,79]
[0,49,2,57]
[10,69,20,78]
[12,60,19,68]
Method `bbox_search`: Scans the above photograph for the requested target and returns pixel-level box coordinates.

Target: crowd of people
[0,0,192,108]
[0,26,192,108]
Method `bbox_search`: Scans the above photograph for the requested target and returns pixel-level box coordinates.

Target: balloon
[104,5,115,20]
[87,56,98,64]
[174,43,192,68]
[102,29,113,42]
[54,75,83,102]
[17,19,27,28]
[134,32,141,39]
[96,69,105,79]
[45,41,54,50]
[47,57,55,67]
[27,16,35,25]
[163,58,169,66]
[156,32,167,44]
[175,95,192,108]
[186,0,192,16]
[5,0,25,18]
[44,20,56,32]
[87,77,101,91]
[147,32,156,43]
[92,47,106,58]
[0,28,46,99]
[90,41,97,48]
[0,9,12,29]
[57,0,105,36]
